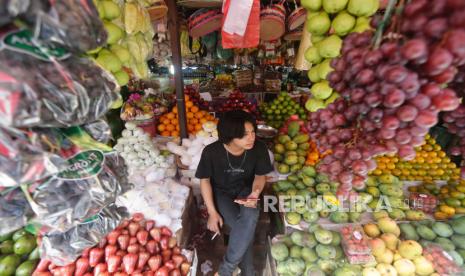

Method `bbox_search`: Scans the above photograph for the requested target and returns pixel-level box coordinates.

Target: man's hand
[207,211,223,234]
[235,189,260,208]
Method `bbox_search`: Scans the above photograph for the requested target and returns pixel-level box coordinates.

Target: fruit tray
[340,225,372,255]
[423,244,464,275]
[408,192,437,213]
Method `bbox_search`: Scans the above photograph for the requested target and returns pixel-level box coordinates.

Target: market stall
[1,0,465,275]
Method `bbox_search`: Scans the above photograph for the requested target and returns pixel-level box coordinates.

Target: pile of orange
[370,135,460,181]
[157,95,217,137]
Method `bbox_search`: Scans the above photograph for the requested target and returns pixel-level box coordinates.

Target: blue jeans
[214,191,260,276]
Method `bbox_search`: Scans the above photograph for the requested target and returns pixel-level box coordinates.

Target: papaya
[293,134,310,144]
[288,122,300,138]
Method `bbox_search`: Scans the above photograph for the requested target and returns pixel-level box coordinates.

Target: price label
[353,231,362,240]
[419,194,427,198]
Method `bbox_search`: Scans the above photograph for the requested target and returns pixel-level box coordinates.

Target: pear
[332,11,356,36]
[101,0,121,20]
[305,46,322,64]
[301,0,322,11]
[104,21,124,44]
[317,35,342,58]
[307,12,331,35]
[113,70,129,86]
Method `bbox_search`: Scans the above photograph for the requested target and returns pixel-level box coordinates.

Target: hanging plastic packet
[0,28,119,128]
[23,151,131,233]
[0,187,32,235]
[0,0,106,52]
[81,120,113,144]
[0,126,66,188]
[40,204,128,266]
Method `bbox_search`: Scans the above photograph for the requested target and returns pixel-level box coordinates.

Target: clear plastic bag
[0,126,66,187]
[82,120,113,144]
[0,0,106,52]
[0,187,32,235]
[26,152,131,232]
[0,28,119,128]
[40,204,128,266]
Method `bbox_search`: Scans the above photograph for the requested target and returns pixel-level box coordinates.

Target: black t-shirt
[195,140,273,198]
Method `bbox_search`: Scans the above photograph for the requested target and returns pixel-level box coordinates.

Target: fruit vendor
[195,110,273,276]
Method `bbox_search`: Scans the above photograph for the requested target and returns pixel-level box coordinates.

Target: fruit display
[90,0,156,82]
[183,85,210,111]
[408,193,438,214]
[260,92,307,129]
[34,214,192,275]
[272,121,313,175]
[372,135,460,181]
[306,0,465,198]
[302,0,379,112]
[270,227,354,275]
[157,95,217,137]
[408,179,465,220]
[362,174,427,221]
[0,228,39,276]
[396,217,465,272]
[120,93,170,121]
[272,167,344,226]
[423,244,464,275]
[340,225,374,265]
[216,90,259,119]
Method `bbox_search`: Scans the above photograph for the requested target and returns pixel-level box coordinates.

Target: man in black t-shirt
[196,110,273,276]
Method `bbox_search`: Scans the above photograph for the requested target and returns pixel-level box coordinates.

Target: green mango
[432,221,453,238]
[0,255,20,276]
[452,234,465,249]
[0,233,13,243]
[400,223,419,241]
[293,134,309,144]
[434,237,456,251]
[278,135,292,144]
[416,225,437,241]
[287,174,299,183]
[302,176,316,187]
[288,122,300,138]
[13,235,36,255]
[15,260,38,276]
[302,166,317,177]
[0,241,13,255]
[12,230,26,242]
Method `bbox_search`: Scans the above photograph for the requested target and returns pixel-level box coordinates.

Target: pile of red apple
[217,90,259,118]
[33,214,191,276]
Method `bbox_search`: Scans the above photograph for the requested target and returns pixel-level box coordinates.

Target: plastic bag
[82,120,113,144]
[0,28,119,128]
[0,187,32,235]
[221,0,260,49]
[26,152,131,232]
[0,0,106,52]
[40,204,128,266]
[0,127,66,187]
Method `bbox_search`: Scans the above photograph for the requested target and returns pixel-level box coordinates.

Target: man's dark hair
[217,110,257,144]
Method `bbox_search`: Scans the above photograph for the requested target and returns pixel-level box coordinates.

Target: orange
[167,113,175,120]
[200,118,207,124]
[195,124,202,131]
[186,101,194,108]
[161,130,171,136]
[187,125,195,132]
[172,106,178,114]
[166,124,175,131]
[162,118,171,125]
[187,112,194,119]
[191,118,199,125]
[195,112,204,119]
[176,124,180,131]
[171,118,178,125]
[190,106,199,113]
[171,131,179,137]
[184,95,190,101]
[157,124,166,132]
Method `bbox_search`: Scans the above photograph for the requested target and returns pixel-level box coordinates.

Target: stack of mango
[371,135,460,181]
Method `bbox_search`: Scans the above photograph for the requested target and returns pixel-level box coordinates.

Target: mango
[416,225,436,241]
[432,221,453,237]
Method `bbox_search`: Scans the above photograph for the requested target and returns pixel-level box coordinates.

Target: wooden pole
[166,0,188,138]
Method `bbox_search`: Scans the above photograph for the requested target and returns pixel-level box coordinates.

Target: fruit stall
[2,0,465,276]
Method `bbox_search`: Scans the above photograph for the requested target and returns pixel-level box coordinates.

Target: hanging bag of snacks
[221,0,260,49]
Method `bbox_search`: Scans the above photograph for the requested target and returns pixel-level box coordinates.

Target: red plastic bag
[221,0,260,49]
